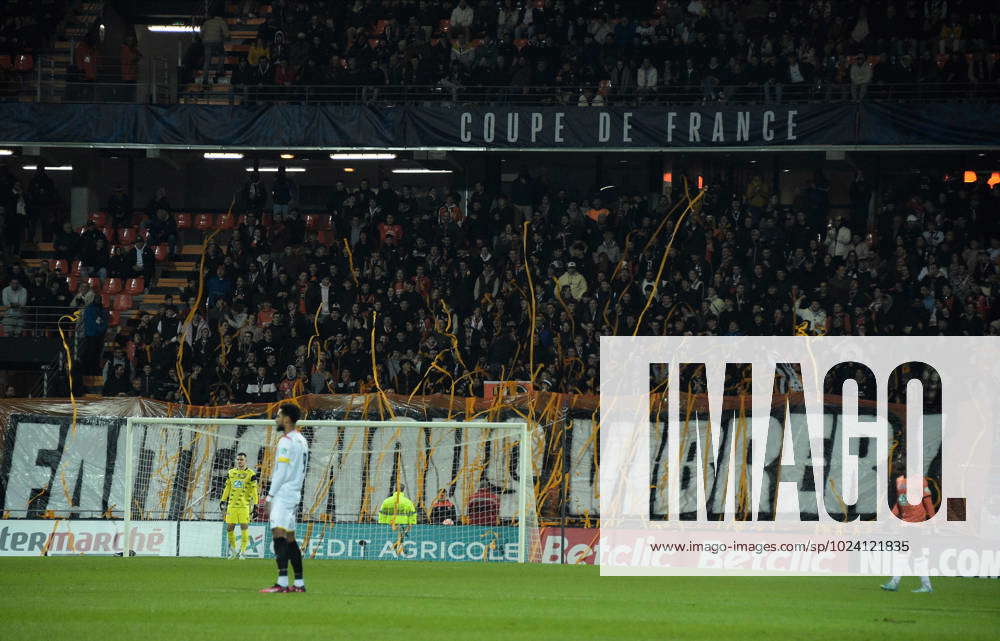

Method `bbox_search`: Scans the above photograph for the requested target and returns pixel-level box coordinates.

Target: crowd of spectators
[6,159,1000,403]
[198,0,1000,104]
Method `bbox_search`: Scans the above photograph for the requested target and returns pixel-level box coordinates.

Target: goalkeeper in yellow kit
[220,452,258,559]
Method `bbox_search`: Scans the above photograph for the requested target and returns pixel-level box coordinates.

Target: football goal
[112,417,537,562]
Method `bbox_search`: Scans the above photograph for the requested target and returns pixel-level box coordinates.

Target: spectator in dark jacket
[251,57,274,101]
[145,208,178,258]
[80,236,111,279]
[429,488,458,524]
[107,185,131,229]
[784,54,814,100]
[126,239,156,286]
[145,187,171,218]
[53,222,79,261]
[102,363,132,396]
[206,265,234,307]
[81,298,108,374]
[271,166,295,217]
[510,171,534,226]
[231,57,254,96]
[245,365,278,402]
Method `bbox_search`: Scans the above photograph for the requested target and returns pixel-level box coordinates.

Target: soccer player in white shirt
[260,403,310,593]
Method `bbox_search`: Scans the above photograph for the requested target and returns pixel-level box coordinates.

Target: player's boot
[259,584,289,593]
[237,551,246,560]
[880,582,898,591]
[911,586,933,593]
[288,585,306,593]
[227,548,238,560]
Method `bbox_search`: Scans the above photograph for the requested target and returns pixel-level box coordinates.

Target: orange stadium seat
[71,260,83,276]
[53,259,68,274]
[88,212,107,227]
[66,276,78,293]
[217,213,236,229]
[175,212,192,229]
[117,227,138,244]
[125,277,145,295]
[108,309,121,327]
[86,276,102,291]
[154,243,170,261]
[195,213,214,230]
[102,278,123,294]
[14,54,33,72]
[100,227,114,242]
[113,293,133,311]
[304,213,321,230]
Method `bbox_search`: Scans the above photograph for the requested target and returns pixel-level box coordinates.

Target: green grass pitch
[1,558,997,640]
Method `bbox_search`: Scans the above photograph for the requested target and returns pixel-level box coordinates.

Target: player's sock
[226,530,236,551]
[287,540,304,584]
[240,529,249,553]
[274,537,289,586]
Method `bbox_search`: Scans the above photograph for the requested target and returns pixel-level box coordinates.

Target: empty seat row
[65,276,144,295]
[100,293,134,311]
[188,212,334,230]
[86,211,334,232]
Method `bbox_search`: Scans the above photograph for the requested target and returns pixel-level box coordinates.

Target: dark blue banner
[857,102,1000,146]
[0,103,400,147]
[0,102,994,149]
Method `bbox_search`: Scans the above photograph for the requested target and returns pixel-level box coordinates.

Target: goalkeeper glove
[219,501,227,511]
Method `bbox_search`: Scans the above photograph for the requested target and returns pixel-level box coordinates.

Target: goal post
[121,417,538,563]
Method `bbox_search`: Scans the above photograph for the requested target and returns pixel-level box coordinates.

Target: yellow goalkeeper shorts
[225,507,251,525]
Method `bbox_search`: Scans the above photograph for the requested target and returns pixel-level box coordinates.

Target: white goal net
[112,417,538,562]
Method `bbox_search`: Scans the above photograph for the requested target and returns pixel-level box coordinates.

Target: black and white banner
[0,413,530,522]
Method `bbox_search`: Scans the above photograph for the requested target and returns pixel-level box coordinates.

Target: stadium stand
[2,161,999,401]
[4,1,996,105]
[165,0,1000,105]
[0,0,998,398]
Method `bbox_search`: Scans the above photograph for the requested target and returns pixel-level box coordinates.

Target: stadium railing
[0,54,171,104]
[166,81,1000,106]
[0,305,83,339]
[2,77,998,106]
